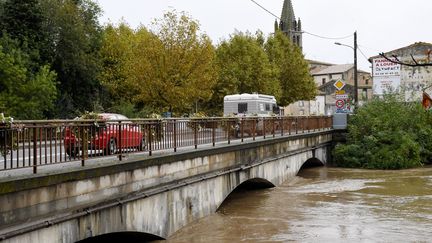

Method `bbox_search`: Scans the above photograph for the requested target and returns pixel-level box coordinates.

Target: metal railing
[0,116,332,174]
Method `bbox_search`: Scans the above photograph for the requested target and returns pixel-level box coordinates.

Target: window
[238,103,248,113]
[365,79,369,85]
[265,103,271,111]
[322,78,326,85]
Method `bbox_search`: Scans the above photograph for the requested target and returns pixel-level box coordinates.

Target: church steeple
[277,0,303,49]
[280,0,295,33]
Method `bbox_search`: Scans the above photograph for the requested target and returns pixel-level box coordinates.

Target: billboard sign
[373,76,401,95]
[373,57,401,95]
[373,57,401,77]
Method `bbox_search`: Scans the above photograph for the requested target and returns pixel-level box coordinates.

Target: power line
[303,31,353,40]
[248,0,353,40]
[357,44,381,53]
[249,0,280,20]
[357,46,371,63]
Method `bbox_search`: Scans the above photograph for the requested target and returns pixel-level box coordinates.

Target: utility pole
[335,31,359,106]
[354,31,358,105]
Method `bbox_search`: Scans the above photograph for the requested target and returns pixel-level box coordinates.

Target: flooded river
[163,166,432,242]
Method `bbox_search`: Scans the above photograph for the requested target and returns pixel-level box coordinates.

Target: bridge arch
[217,177,275,211]
[301,157,325,170]
[77,231,164,243]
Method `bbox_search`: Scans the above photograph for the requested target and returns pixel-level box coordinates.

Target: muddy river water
[162,166,432,242]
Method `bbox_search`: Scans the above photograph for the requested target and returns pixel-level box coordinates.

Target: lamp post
[335,31,358,105]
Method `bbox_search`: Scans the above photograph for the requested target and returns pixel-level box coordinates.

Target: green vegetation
[334,94,432,169]
[0,1,315,119]
[265,31,316,106]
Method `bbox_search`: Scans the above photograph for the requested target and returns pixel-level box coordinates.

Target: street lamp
[335,31,358,106]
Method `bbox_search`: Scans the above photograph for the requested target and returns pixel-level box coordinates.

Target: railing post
[173,119,177,152]
[33,124,37,174]
[263,117,266,139]
[212,119,215,147]
[253,118,256,141]
[288,117,291,135]
[194,120,198,149]
[81,124,86,166]
[226,120,231,145]
[1,126,6,170]
[272,117,275,138]
[148,123,152,156]
[241,118,244,142]
[281,117,284,136]
[118,121,122,161]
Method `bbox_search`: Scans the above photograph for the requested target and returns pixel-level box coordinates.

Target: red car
[64,113,146,157]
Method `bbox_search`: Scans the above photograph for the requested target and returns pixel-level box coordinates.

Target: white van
[223,93,282,117]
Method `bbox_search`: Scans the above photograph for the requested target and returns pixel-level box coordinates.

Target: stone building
[369,42,432,101]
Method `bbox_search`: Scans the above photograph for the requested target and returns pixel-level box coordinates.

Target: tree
[265,31,316,106]
[0,36,57,119]
[138,11,217,114]
[40,0,103,118]
[99,22,138,106]
[208,32,280,114]
[334,94,431,169]
[100,11,217,115]
[0,0,50,64]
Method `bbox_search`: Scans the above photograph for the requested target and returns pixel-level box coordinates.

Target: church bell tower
[275,0,303,49]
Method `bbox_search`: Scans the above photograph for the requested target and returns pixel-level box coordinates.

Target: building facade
[283,96,325,116]
[313,63,372,114]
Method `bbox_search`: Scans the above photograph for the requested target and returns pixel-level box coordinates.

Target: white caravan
[223,93,281,116]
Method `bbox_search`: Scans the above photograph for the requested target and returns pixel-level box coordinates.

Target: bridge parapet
[0,129,333,242]
[0,116,332,174]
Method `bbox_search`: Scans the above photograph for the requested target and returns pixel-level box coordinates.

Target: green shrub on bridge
[334,94,432,169]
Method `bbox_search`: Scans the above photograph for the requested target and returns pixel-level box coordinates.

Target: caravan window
[265,103,271,111]
[238,103,248,113]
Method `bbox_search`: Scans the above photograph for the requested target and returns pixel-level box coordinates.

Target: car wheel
[66,146,79,158]
[139,137,147,151]
[106,138,117,155]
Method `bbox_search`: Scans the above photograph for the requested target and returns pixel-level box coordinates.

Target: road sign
[336,94,349,99]
[334,80,346,91]
[335,99,345,109]
[335,90,346,95]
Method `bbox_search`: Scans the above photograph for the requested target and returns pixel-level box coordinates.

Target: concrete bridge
[0,129,334,242]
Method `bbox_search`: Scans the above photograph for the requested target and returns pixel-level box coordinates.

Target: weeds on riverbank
[334,94,432,169]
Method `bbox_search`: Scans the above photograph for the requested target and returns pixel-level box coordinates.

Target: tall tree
[99,22,137,106]
[265,31,316,106]
[0,0,50,63]
[40,0,103,118]
[101,11,217,115]
[208,32,280,114]
[140,11,216,114]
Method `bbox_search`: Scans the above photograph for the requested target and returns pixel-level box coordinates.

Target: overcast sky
[98,0,431,72]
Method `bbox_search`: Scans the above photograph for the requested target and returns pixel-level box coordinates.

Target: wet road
[162,166,432,242]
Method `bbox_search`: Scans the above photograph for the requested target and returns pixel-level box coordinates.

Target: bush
[334,94,431,169]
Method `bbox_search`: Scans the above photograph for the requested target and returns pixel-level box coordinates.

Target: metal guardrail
[0,116,332,174]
